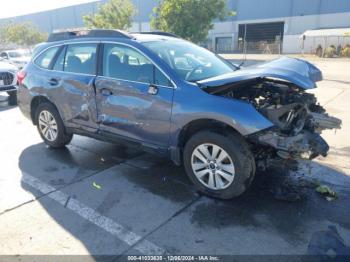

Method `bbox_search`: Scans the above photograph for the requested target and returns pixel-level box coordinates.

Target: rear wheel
[35,102,72,148]
[183,131,255,199]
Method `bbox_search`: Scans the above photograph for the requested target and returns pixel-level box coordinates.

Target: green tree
[0,22,47,46]
[83,0,135,30]
[151,0,235,43]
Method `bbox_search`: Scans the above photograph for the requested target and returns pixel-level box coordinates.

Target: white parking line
[22,172,165,255]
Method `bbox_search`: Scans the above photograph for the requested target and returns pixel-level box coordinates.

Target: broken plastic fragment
[315,184,337,199]
[92,181,102,190]
[326,196,336,202]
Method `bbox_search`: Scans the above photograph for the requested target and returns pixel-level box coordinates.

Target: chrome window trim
[101,41,177,89]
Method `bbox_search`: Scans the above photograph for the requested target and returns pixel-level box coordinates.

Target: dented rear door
[48,43,99,132]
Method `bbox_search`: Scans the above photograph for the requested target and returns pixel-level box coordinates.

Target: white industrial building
[1,0,350,54]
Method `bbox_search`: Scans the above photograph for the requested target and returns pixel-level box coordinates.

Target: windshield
[144,40,235,82]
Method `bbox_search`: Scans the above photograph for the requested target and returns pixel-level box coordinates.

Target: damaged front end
[245,80,342,160]
[199,57,342,160]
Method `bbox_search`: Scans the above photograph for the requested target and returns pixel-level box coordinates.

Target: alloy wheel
[191,143,235,190]
[38,110,58,142]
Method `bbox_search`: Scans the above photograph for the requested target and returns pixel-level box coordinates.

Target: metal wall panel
[0,0,349,36]
[229,0,350,21]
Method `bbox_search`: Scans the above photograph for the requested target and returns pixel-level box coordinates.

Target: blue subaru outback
[17,29,341,199]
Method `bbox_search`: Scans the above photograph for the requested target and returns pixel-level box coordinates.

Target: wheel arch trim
[30,95,62,125]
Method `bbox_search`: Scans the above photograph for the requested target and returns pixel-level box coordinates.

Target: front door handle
[148,85,158,95]
[100,88,113,96]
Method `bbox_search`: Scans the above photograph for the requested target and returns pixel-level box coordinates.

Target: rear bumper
[17,86,32,121]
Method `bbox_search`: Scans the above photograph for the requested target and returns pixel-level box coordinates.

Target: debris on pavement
[315,184,337,201]
[92,181,102,190]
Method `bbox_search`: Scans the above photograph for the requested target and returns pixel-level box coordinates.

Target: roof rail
[47,29,134,42]
[136,31,181,38]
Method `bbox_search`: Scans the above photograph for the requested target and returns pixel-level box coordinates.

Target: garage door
[215,37,233,53]
[238,22,284,54]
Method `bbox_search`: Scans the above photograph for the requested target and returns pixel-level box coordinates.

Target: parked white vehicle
[0,58,18,105]
[0,49,31,69]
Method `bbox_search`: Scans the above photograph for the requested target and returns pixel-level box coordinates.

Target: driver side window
[102,43,173,87]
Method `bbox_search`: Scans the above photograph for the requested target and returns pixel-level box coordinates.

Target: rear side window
[64,44,97,74]
[35,46,60,69]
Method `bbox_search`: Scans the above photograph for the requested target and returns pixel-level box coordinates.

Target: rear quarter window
[34,46,60,69]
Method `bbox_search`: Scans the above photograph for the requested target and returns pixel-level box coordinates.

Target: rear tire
[35,102,72,148]
[183,131,255,199]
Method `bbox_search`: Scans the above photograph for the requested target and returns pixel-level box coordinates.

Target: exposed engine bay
[205,77,342,160]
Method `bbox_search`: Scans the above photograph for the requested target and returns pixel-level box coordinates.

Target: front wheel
[183,131,255,199]
[35,102,73,148]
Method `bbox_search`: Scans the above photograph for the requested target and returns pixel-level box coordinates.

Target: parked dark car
[17,29,341,199]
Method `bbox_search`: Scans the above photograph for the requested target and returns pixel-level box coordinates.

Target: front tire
[35,102,72,148]
[183,131,255,199]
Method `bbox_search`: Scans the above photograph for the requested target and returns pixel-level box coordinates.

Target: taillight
[17,70,26,85]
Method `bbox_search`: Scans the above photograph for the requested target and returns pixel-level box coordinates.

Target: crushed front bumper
[255,129,330,160]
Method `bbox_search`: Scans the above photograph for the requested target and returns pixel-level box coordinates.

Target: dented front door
[94,43,174,147]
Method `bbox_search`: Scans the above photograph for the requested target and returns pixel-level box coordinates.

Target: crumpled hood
[198,57,322,89]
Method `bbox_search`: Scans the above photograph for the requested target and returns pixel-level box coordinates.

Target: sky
[0,0,99,19]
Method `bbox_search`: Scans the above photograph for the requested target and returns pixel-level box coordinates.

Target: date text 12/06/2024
[127,256,220,261]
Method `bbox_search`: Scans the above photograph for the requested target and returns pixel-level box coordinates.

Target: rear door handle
[48,78,59,86]
[100,88,113,96]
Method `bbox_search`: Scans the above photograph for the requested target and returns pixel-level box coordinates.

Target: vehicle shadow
[190,161,350,257]
[18,139,350,256]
